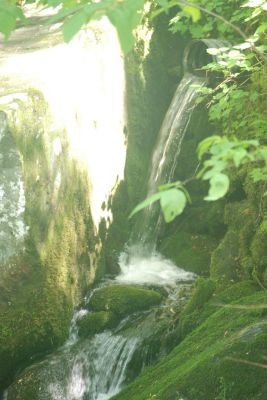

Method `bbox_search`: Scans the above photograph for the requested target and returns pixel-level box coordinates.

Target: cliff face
[0,90,97,390]
[0,3,128,390]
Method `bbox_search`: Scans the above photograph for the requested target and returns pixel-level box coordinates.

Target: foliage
[129,0,267,222]
[198,136,267,198]
[0,0,144,51]
[129,182,190,222]
[0,0,26,39]
[130,135,267,221]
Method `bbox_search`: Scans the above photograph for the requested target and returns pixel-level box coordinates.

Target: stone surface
[0,111,27,265]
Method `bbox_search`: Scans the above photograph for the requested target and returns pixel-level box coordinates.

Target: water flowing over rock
[116,246,195,286]
[6,332,138,400]
[4,30,211,399]
[3,6,252,399]
[131,74,206,248]
[0,5,126,392]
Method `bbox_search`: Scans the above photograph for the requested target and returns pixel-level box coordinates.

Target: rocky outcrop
[0,90,97,391]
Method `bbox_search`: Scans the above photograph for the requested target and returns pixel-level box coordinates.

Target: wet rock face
[0,93,97,392]
[0,111,27,266]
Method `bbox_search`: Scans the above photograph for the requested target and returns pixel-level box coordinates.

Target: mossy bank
[113,290,267,400]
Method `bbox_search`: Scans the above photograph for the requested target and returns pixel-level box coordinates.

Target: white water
[116,246,195,286]
[66,309,89,347]
[147,73,205,194]
[26,332,138,400]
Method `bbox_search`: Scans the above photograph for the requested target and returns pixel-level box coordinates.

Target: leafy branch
[156,0,248,40]
[130,136,267,222]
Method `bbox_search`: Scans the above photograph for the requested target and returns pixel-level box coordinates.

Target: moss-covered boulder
[179,202,226,237]
[210,230,241,284]
[113,291,267,400]
[0,92,97,390]
[89,285,163,318]
[160,231,218,275]
[77,311,119,338]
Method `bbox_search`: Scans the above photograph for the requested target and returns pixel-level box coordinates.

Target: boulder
[90,284,163,317]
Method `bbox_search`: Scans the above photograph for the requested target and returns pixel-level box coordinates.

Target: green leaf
[160,189,187,223]
[233,147,248,167]
[0,11,15,39]
[204,173,230,201]
[62,11,87,42]
[129,191,163,218]
[157,0,169,10]
[197,135,221,160]
[107,0,145,54]
[182,5,201,22]
[47,5,84,25]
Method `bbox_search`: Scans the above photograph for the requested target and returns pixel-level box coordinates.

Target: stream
[4,252,195,400]
[1,8,227,398]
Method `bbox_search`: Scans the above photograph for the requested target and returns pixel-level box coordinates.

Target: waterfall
[41,332,138,400]
[4,33,227,400]
[130,38,229,249]
[117,72,204,286]
[133,73,206,247]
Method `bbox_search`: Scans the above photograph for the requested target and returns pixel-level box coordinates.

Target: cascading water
[33,332,138,400]
[4,38,228,400]
[131,38,229,249]
[132,73,206,248]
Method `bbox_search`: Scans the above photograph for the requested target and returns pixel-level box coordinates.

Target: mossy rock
[210,230,241,284]
[178,202,226,238]
[0,91,96,390]
[224,200,257,230]
[251,220,267,268]
[159,231,218,275]
[89,285,163,317]
[77,311,119,338]
[179,279,260,338]
[178,278,216,337]
[113,291,267,400]
[263,268,267,287]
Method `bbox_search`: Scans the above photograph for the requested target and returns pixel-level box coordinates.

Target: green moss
[160,231,218,275]
[179,280,260,338]
[113,291,267,400]
[102,181,131,277]
[251,220,267,277]
[77,311,119,338]
[179,202,226,237]
[210,230,241,284]
[0,91,96,390]
[90,285,162,317]
[181,278,216,314]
